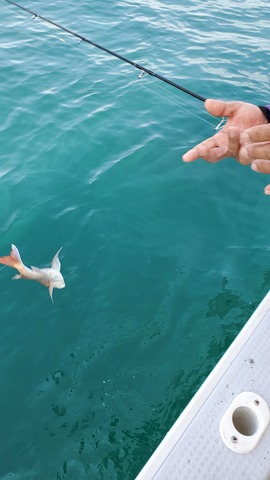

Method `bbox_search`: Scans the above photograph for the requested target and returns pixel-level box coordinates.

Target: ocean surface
[1,0,270,478]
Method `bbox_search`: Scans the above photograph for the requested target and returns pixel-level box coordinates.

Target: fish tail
[0,244,24,272]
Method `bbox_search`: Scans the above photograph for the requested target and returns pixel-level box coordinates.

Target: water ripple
[1,2,270,479]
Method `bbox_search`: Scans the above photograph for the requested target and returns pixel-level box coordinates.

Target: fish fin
[12,274,21,280]
[11,244,22,262]
[31,266,43,272]
[49,283,54,303]
[51,247,62,272]
[0,244,23,271]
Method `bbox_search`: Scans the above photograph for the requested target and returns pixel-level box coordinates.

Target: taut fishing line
[53,30,213,129]
[3,0,225,131]
[51,32,216,131]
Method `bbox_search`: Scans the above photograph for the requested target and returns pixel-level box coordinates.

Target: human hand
[182,99,267,163]
[238,124,270,194]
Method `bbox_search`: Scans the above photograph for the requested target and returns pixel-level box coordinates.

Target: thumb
[204,99,242,118]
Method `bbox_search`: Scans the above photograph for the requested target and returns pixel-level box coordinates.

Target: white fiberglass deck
[136,291,270,480]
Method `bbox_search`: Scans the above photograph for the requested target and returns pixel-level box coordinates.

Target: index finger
[182,134,219,162]
[242,124,270,144]
[183,133,227,163]
[182,147,200,162]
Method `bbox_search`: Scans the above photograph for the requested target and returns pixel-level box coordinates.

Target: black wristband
[258,105,270,123]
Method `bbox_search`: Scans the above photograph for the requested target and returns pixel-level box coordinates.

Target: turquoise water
[1,0,270,478]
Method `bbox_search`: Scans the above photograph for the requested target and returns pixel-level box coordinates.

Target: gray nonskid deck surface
[137,292,270,480]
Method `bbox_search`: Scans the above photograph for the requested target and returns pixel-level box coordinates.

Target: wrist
[258,105,270,123]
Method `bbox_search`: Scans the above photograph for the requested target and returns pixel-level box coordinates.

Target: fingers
[198,144,227,162]
[251,160,270,196]
[237,124,270,164]
[182,141,227,163]
[242,124,270,144]
[182,99,246,163]
[251,160,270,175]
[182,131,228,163]
[182,101,269,165]
[228,127,241,158]
[239,142,270,164]
[265,185,270,195]
[182,147,200,162]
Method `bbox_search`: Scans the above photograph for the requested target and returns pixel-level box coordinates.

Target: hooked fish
[0,244,65,302]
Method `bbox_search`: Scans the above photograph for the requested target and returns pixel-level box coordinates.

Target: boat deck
[136,291,270,480]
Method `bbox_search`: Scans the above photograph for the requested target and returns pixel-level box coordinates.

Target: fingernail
[265,186,270,195]
[182,151,193,162]
[251,162,258,172]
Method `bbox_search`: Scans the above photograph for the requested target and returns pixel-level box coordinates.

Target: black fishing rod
[4,0,206,102]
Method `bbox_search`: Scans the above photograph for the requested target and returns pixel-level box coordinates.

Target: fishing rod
[4,0,206,103]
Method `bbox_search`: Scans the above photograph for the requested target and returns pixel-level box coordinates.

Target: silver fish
[0,244,65,302]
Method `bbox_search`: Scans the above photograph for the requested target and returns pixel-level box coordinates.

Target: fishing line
[3,0,226,130]
[137,82,216,127]
[58,31,217,129]
[142,81,217,127]
[58,29,216,128]
[4,0,206,102]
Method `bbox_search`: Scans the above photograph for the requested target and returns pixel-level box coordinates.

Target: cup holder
[220,392,270,454]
